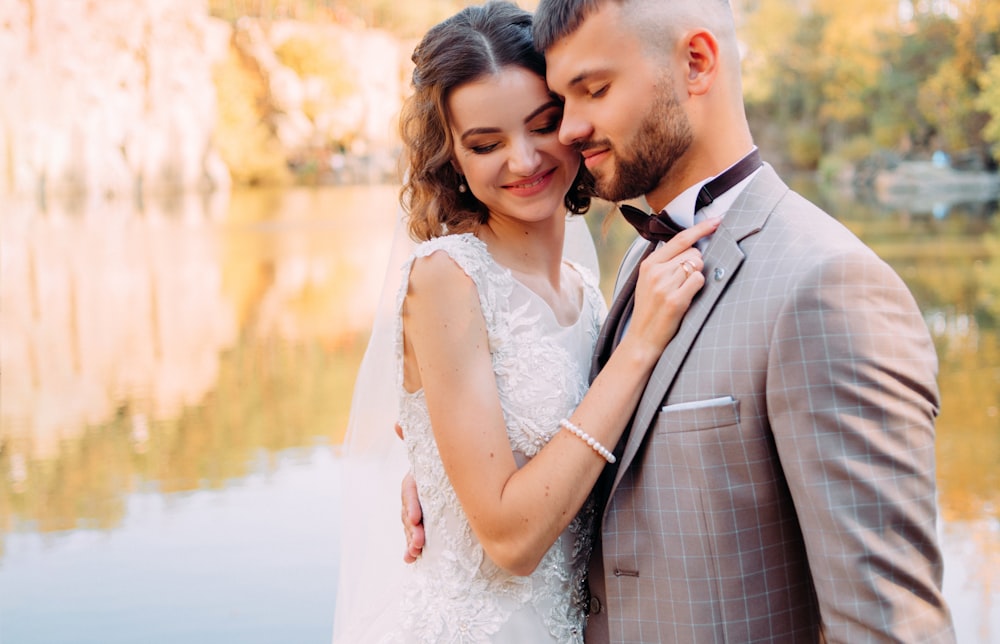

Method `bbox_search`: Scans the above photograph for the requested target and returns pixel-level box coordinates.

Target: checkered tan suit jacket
[584,165,955,643]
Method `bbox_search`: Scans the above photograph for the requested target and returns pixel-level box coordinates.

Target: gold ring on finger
[680,260,695,277]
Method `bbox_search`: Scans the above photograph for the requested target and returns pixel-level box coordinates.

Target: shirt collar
[657,147,761,228]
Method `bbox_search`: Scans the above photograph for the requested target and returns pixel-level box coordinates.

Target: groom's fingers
[401,472,425,563]
[404,526,425,563]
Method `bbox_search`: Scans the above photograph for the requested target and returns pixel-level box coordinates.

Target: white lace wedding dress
[382,233,606,643]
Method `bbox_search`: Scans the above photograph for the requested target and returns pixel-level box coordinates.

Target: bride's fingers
[647,254,707,301]
[673,248,704,275]
[648,217,721,262]
[674,261,707,296]
[642,247,704,285]
[629,250,707,350]
[678,258,698,280]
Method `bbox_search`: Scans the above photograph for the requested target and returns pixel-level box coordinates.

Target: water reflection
[1,192,236,460]
[0,186,399,548]
[0,184,997,641]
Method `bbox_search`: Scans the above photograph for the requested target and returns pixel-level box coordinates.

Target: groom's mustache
[573,139,611,155]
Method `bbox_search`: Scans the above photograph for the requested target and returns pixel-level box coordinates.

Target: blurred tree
[742,1,827,167]
[869,14,956,151]
[975,55,1000,163]
[741,0,806,110]
[741,0,997,168]
[916,0,999,165]
[812,0,896,125]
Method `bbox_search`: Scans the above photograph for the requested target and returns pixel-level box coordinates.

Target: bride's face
[447,65,580,227]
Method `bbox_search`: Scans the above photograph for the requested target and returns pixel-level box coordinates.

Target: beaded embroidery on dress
[386,233,605,643]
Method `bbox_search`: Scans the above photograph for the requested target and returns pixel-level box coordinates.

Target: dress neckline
[507,261,586,329]
[467,234,586,329]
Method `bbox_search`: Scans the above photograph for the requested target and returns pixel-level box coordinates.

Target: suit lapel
[590,239,655,382]
[608,165,789,496]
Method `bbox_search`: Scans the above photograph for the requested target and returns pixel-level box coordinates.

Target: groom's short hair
[533,0,618,52]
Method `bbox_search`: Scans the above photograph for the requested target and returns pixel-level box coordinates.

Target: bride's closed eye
[469,141,500,155]
[531,119,560,135]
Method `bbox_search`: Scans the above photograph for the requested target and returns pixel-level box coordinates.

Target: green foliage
[976,56,1000,162]
[869,15,956,150]
[786,122,823,170]
[817,136,877,183]
[741,0,999,167]
[812,0,892,124]
[833,136,878,164]
[978,226,1000,325]
[918,59,987,152]
[740,0,807,106]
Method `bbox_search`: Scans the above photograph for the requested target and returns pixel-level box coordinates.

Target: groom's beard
[589,77,694,203]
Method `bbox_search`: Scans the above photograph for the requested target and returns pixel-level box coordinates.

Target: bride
[333,2,717,642]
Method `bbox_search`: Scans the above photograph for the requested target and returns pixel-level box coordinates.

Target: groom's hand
[401,471,425,563]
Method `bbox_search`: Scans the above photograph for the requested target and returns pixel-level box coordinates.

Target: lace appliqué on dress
[388,234,604,643]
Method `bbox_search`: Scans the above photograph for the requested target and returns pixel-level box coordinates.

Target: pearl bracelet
[559,418,616,464]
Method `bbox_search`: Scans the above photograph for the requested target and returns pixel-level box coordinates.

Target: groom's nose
[558,100,593,148]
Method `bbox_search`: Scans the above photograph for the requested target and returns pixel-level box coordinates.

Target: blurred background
[0,1,997,642]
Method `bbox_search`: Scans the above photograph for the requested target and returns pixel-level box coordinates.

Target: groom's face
[544,3,693,204]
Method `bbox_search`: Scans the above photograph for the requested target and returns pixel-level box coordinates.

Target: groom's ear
[683,29,719,96]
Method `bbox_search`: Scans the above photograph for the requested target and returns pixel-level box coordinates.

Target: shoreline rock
[0,5,410,207]
[875,161,1000,199]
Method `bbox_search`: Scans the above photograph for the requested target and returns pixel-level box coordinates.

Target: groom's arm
[769,250,952,641]
[396,422,425,562]
[401,470,425,563]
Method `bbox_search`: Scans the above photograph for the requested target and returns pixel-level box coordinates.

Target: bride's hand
[623,217,721,362]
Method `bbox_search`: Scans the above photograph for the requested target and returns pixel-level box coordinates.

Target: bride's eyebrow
[460,126,502,140]
[524,99,562,124]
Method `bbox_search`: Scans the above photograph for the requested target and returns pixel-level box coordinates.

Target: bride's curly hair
[399,1,594,242]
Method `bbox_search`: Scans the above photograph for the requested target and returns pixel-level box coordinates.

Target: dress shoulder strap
[408,233,495,286]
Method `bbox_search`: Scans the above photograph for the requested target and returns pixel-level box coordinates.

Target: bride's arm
[404,219,717,576]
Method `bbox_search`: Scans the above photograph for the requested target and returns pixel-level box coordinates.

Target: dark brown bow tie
[620,149,762,243]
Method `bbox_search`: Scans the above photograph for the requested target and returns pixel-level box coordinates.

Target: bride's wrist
[613,334,663,370]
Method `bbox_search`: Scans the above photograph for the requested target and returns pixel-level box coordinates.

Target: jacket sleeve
[766,248,955,643]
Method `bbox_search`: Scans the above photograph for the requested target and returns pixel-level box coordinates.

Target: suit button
[713,267,725,281]
[589,596,602,615]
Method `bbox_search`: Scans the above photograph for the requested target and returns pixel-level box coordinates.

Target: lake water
[1,183,997,643]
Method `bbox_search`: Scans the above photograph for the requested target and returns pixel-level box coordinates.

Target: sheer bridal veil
[331,209,599,642]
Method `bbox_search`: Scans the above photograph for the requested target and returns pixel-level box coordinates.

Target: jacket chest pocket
[655,395,739,435]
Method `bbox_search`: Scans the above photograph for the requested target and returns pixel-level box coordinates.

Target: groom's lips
[582,148,610,170]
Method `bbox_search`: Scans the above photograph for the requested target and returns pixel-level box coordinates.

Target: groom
[405,0,955,641]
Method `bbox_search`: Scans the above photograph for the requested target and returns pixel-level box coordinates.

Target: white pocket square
[661,395,736,413]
